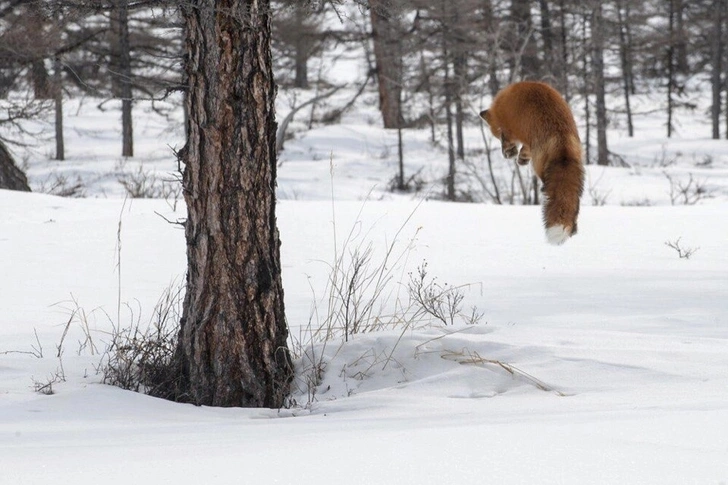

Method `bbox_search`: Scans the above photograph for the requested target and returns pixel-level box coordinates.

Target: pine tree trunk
[175,0,292,408]
[31,60,52,100]
[712,0,724,139]
[293,6,309,89]
[28,11,52,100]
[481,0,500,96]
[582,12,591,164]
[294,43,309,89]
[370,0,402,129]
[117,0,133,157]
[453,52,466,161]
[441,0,456,201]
[54,55,64,161]
[591,4,609,166]
[667,0,676,138]
[110,0,133,156]
[616,0,634,137]
[558,0,570,99]
[510,0,539,80]
[538,0,559,88]
[674,0,688,75]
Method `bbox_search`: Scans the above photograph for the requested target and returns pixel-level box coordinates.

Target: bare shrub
[664,237,699,259]
[462,152,538,206]
[621,198,652,207]
[653,145,680,168]
[664,171,713,205]
[588,185,610,206]
[289,199,485,405]
[117,164,162,198]
[1,328,44,358]
[587,171,611,206]
[116,163,183,206]
[54,295,100,357]
[160,178,182,211]
[32,368,66,395]
[407,262,483,327]
[36,173,86,197]
[387,167,426,193]
[98,284,183,399]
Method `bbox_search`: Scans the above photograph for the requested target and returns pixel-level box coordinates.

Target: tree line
[273,0,728,199]
[2,1,727,163]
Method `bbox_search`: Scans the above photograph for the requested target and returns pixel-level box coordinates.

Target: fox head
[479,109,500,139]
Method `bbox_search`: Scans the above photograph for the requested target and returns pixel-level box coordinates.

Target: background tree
[590,2,609,166]
[508,0,539,80]
[173,0,292,408]
[271,1,325,89]
[616,0,635,137]
[710,0,726,139]
[369,0,404,129]
[109,0,133,157]
[0,139,30,191]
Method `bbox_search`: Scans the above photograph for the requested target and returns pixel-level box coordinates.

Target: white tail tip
[546,225,570,245]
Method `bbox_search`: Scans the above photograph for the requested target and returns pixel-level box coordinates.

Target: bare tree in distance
[272,0,325,89]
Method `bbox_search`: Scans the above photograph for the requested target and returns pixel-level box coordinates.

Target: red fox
[480,81,584,245]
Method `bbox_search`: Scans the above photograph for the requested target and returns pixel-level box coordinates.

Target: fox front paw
[502,145,519,159]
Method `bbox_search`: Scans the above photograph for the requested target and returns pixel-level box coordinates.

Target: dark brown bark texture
[510,0,539,80]
[711,0,724,139]
[176,0,292,408]
[370,0,402,128]
[591,3,609,165]
[0,140,31,191]
[114,0,133,157]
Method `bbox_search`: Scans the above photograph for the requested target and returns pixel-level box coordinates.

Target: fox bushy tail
[541,154,584,245]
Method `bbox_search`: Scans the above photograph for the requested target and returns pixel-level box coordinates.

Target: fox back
[480,81,584,244]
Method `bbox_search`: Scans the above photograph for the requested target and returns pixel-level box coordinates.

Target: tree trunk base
[0,140,31,192]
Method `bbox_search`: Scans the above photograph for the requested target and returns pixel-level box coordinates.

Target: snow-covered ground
[2,73,728,483]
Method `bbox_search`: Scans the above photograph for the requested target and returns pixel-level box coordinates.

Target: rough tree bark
[616,0,634,137]
[370,0,403,128]
[0,140,31,191]
[440,0,456,200]
[31,60,52,100]
[450,3,466,161]
[711,0,724,139]
[667,0,676,138]
[591,3,609,165]
[558,0,570,99]
[581,12,591,164]
[54,55,64,160]
[28,10,52,100]
[674,0,688,75]
[293,5,309,89]
[481,0,501,97]
[510,0,539,80]
[111,0,133,157]
[538,0,559,88]
[175,0,292,408]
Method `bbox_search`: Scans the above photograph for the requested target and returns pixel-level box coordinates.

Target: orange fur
[480,81,584,244]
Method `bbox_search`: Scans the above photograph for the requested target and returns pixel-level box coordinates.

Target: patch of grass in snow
[289,195,487,408]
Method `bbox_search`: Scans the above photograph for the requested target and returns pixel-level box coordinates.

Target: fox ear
[479,109,490,123]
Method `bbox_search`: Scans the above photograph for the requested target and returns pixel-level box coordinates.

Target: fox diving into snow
[480,81,585,245]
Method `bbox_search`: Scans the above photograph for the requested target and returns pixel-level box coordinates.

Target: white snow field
[2,83,728,483]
